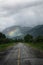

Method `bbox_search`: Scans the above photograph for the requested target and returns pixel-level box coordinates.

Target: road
[0,43,43,65]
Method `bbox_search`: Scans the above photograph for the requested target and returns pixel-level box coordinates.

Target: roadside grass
[0,43,16,51]
[25,42,43,50]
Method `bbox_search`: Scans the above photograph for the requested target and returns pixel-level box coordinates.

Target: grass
[0,43,16,51]
[25,42,43,50]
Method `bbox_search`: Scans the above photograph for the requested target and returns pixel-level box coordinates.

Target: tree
[35,36,43,43]
[24,34,33,42]
[0,32,6,44]
[0,32,6,39]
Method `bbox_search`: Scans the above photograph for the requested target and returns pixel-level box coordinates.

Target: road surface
[0,43,43,65]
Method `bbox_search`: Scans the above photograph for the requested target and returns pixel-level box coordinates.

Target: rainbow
[7,28,22,37]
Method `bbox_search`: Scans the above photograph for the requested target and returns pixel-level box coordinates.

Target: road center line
[18,48,20,65]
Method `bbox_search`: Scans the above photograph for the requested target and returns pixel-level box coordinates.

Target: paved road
[0,43,43,65]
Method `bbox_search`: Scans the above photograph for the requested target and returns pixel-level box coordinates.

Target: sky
[0,0,43,31]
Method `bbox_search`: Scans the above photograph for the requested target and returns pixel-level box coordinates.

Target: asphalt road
[0,43,43,65]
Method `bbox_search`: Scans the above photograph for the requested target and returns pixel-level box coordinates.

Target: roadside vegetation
[0,32,43,51]
[24,34,43,50]
[0,43,15,51]
[0,32,17,51]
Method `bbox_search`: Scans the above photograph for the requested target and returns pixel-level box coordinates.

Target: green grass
[25,42,43,50]
[0,43,15,51]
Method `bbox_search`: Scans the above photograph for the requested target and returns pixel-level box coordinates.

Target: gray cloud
[0,0,43,31]
[1,0,43,16]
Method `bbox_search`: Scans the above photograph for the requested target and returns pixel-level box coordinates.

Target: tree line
[24,34,43,43]
[0,32,15,44]
[0,32,43,44]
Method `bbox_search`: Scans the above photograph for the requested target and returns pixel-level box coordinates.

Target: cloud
[0,0,43,31]
[0,16,16,31]
[0,0,43,16]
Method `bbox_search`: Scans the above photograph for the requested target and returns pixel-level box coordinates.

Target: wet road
[0,43,43,65]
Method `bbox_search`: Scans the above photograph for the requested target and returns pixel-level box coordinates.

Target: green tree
[24,34,33,42]
[35,36,43,43]
[0,32,6,39]
[0,32,6,44]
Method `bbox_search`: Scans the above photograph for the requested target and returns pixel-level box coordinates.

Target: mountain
[2,26,31,39]
[28,25,43,37]
[2,25,43,38]
[20,27,31,34]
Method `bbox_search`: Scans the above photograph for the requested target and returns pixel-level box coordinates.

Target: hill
[2,26,31,39]
[28,25,43,37]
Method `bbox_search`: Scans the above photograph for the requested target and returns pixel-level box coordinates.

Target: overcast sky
[0,0,43,31]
